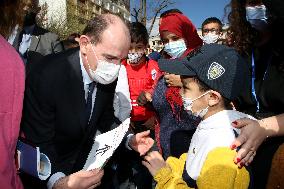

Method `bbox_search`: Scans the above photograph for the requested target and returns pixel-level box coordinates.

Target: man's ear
[79,35,90,55]
[208,91,222,107]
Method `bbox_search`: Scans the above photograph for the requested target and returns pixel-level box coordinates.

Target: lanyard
[251,51,260,112]
[251,50,272,112]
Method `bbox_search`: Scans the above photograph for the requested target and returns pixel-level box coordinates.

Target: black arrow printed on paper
[95,144,111,156]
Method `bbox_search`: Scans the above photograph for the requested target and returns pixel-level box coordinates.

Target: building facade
[39,0,131,25]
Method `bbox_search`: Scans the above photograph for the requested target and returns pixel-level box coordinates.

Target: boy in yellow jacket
[142,44,253,189]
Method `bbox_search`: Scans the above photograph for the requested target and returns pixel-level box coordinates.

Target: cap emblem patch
[207,62,225,80]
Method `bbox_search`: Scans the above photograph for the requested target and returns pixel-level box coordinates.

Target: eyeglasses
[202,28,220,34]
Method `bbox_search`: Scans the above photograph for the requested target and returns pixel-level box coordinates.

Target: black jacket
[20,48,119,188]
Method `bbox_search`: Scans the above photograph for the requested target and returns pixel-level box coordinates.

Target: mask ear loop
[86,43,100,73]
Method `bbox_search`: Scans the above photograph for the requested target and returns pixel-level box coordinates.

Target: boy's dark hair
[160,9,183,18]
[201,17,223,31]
[129,22,149,45]
[192,77,233,110]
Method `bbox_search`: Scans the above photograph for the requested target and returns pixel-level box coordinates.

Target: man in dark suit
[10,0,63,74]
[20,13,154,189]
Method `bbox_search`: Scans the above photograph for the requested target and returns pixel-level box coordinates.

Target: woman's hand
[230,118,268,167]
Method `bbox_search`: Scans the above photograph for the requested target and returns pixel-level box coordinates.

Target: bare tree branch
[148,0,175,35]
[131,7,140,22]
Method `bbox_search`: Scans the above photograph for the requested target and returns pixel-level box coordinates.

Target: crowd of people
[0,0,283,189]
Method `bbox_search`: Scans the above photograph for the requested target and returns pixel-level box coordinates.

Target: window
[104,2,110,10]
[95,0,102,5]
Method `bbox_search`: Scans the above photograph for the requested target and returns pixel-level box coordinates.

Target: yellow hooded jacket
[154,147,250,189]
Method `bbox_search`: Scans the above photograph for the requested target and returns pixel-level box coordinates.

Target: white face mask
[246,5,268,31]
[202,32,220,44]
[182,91,210,118]
[164,39,187,58]
[128,52,144,64]
[87,46,121,85]
[246,5,267,20]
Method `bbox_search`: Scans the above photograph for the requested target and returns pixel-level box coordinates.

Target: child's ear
[208,91,221,107]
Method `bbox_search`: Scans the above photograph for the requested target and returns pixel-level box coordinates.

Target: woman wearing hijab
[138,9,203,159]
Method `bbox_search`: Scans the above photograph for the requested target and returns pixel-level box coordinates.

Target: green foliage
[37,1,88,40]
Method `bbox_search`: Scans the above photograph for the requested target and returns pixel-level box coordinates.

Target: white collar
[186,110,255,180]
[79,51,93,85]
[197,110,255,130]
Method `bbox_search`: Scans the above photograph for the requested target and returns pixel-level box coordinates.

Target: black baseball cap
[158,44,249,101]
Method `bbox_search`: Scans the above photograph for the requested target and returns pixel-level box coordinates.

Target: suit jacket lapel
[67,49,86,130]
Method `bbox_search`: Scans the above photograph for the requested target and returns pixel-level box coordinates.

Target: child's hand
[142,151,167,176]
[137,91,152,106]
[164,73,182,87]
[143,116,156,130]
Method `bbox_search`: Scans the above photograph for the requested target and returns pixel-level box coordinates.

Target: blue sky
[171,0,231,28]
[131,0,231,29]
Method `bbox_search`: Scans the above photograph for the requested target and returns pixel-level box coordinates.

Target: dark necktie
[85,82,95,124]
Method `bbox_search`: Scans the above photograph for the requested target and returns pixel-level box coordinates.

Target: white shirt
[18,25,35,56]
[113,64,131,122]
[186,110,255,180]
[79,52,97,119]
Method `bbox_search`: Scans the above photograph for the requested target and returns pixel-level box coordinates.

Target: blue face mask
[164,40,187,58]
[246,5,268,31]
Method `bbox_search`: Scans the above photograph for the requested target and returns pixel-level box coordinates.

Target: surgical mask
[128,52,144,64]
[164,40,187,58]
[87,46,121,85]
[202,33,220,44]
[246,5,268,31]
[182,91,210,118]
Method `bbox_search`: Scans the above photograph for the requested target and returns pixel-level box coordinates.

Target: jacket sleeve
[51,34,63,53]
[21,59,62,176]
[154,153,194,189]
[197,147,250,189]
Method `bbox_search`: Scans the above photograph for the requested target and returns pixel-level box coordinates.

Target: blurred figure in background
[61,33,80,50]
[10,0,63,74]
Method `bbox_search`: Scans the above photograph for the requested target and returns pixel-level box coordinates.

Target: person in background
[10,0,63,74]
[20,14,154,189]
[62,33,80,50]
[126,22,160,138]
[226,0,284,188]
[0,0,25,188]
[137,9,203,160]
[201,17,223,44]
[143,44,251,189]
[116,22,161,189]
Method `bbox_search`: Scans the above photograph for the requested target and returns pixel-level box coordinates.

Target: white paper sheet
[83,118,130,170]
